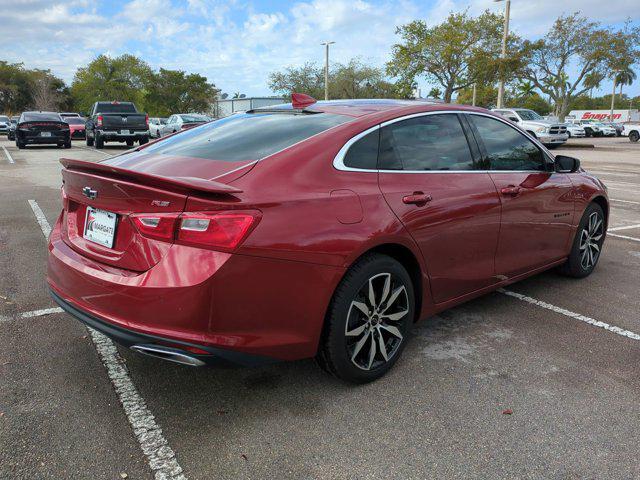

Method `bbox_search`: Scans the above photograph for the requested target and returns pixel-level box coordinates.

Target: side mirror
[554,155,580,173]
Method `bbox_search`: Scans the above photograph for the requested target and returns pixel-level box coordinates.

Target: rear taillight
[145,114,149,127]
[19,123,32,130]
[130,211,260,251]
[97,115,103,127]
[130,214,177,242]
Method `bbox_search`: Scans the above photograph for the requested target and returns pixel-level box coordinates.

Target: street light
[321,41,335,101]
[494,0,511,109]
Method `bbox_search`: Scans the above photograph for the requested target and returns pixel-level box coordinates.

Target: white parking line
[608,233,640,243]
[499,289,640,341]
[76,145,111,156]
[0,307,63,323]
[2,145,15,164]
[28,199,51,238]
[611,198,640,206]
[27,199,187,480]
[608,223,640,232]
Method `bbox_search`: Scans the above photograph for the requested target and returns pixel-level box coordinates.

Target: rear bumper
[50,288,275,367]
[99,130,148,141]
[17,131,70,144]
[47,212,343,363]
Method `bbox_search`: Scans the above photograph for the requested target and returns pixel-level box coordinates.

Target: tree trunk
[444,84,454,103]
[558,96,570,122]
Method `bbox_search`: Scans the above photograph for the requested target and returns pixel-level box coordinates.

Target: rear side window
[142,112,351,161]
[378,114,475,171]
[95,103,137,113]
[22,112,62,122]
[470,115,545,171]
[343,130,379,169]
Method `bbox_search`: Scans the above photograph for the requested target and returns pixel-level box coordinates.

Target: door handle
[500,185,521,196]
[402,192,432,206]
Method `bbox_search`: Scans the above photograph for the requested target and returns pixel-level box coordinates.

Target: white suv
[491,108,568,148]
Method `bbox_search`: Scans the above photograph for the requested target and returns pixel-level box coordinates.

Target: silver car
[0,115,10,134]
[159,114,211,137]
[148,117,167,138]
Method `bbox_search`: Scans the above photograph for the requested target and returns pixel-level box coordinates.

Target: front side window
[378,114,475,171]
[470,115,545,171]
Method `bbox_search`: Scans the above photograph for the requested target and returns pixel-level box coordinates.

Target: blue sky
[2,0,639,100]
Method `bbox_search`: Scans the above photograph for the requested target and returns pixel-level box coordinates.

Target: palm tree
[616,66,637,99]
[516,81,535,98]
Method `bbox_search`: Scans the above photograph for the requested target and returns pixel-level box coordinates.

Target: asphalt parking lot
[1,136,639,480]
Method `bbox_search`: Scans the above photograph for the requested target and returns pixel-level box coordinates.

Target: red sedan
[47,95,608,383]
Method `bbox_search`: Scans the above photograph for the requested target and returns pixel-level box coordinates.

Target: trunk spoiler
[60,158,242,195]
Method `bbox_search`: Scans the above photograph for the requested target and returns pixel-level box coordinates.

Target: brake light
[97,115,103,127]
[130,211,260,251]
[145,114,149,127]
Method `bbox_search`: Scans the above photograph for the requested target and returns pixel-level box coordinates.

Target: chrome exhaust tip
[130,344,206,367]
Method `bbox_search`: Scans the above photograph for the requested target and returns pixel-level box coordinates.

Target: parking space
[1,136,639,479]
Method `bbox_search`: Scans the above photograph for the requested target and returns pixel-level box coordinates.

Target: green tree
[0,62,36,114]
[522,14,640,121]
[269,59,398,100]
[387,11,523,103]
[70,54,154,113]
[427,87,442,99]
[615,66,636,99]
[145,68,219,116]
[455,84,497,108]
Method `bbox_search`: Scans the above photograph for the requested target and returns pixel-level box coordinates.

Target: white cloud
[0,0,638,99]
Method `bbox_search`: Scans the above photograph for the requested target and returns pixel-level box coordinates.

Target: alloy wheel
[579,211,603,270]
[345,273,409,371]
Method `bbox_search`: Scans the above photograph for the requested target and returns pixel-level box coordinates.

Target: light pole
[494,0,511,109]
[321,41,335,101]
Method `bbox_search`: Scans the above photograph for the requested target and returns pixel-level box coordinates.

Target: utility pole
[321,41,335,101]
[472,84,477,107]
[495,0,511,108]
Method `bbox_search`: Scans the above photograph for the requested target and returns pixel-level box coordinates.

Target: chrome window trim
[332,110,556,174]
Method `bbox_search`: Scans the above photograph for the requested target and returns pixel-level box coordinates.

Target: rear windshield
[95,103,137,113]
[65,117,86,125]
[22,112,61,122]
[179,114,209,122]
[141,112,351,161]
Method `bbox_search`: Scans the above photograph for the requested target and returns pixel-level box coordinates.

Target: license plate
[120,129,130,135]
[83,207,117,248]
[40,131,51,137]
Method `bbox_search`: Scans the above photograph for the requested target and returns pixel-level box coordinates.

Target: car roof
[257,98,443,118]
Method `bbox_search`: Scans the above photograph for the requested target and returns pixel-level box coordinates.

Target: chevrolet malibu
[48,96,608,383]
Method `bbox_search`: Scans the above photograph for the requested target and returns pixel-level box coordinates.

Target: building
[567,109,640,123]
[212,97,285,118]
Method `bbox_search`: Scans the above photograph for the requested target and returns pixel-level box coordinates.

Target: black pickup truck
[86,101,149,149]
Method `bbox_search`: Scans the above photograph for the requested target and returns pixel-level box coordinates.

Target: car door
[377,112,502,304]
[467,113,574,278]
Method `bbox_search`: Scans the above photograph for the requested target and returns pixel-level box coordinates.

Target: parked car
[0,115,10,134]
[563,123,585,138]
[605,123,624,137]
[623,124,640,142]
[568,120,602,137]
[15,111,71,149]
[592,122,616,137]
[149,117,167,138]
[7,116,19,140]
[65,116,87,140]
[60,112,82,119]
[47,96,608,383]
[491,108,568,148]
[85,101,149,149]
[160,114,211,136]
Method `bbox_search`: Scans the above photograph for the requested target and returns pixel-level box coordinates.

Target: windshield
[0,116,9,122]
[517,110,543,121]
[65,117,86,125]
[96,103,137,113]
[22,112,62,122]
[179,114,210,122]
[139,112,351,162]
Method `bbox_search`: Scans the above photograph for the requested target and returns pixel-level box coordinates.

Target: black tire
[629,131,639,143]
[64,141,72,149]
[139,136,149,145]
[95,132,104,149]
[557,203,605,278]
[316,253,415,383]
[547,144,559,149]
[86,133,94,146]
[126,139,134,147]
[567,131,572,138]
[16,140,24,149]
